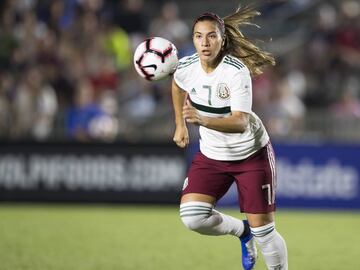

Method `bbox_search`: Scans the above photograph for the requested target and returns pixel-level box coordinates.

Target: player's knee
[180,214,205,232]
[179,202,213,233]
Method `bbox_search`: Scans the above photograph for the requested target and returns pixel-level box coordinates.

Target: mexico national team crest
[216,83,230,100]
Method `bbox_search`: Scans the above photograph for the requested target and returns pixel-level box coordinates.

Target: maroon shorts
[182,143,276,214]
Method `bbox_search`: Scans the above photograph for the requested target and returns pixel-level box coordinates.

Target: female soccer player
[172,6,288,270]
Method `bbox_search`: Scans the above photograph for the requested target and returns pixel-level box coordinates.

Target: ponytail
[222,5,275,76]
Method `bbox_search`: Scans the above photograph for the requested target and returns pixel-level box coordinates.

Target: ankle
[240,220,251,240]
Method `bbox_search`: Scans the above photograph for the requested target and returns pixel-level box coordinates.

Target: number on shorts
[262,184,274,205]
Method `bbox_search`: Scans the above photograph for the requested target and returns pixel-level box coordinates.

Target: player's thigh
[233,144,276,213]
[235,169,276,214]
[182,152,234,202]
[181,193,216,204]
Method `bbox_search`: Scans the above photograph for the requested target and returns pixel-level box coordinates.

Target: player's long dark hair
[193,5,275,76]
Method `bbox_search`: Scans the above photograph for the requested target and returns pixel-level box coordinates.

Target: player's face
[193,20,224,64]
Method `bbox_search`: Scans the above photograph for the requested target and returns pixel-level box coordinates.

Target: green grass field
[0,204,359,270]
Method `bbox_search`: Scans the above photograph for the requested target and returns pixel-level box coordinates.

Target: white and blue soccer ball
[133,37,179,81]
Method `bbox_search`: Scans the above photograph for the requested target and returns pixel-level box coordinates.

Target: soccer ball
[133,37,179,81]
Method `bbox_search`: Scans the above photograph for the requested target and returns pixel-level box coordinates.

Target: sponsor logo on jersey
[216,83,230,100]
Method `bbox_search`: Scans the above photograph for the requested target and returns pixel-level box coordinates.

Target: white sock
[180,201,245,237]
[251,222,288,270]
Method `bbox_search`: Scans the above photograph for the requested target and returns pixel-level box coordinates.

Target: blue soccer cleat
[240,222,257,270]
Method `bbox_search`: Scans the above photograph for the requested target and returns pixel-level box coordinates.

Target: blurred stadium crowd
[0,0,359,143]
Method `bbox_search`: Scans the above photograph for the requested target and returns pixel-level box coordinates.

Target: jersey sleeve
[173,68,187,91]
[173,53,199,92]
[230,70,253,113]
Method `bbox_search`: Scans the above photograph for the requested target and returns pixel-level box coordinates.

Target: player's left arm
[183,101,249,133]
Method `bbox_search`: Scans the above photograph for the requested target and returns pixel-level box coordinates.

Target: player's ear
[221,36,226,49]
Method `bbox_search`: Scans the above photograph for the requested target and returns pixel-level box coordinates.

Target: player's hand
[183,100,203,125]
[173,124,189,148]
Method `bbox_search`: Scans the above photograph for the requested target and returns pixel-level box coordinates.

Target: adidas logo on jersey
[190,88,197,95]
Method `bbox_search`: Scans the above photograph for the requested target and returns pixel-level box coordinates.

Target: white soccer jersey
[174,53,269,161]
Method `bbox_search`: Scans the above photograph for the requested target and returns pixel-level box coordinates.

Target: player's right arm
[171,79,189,148]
